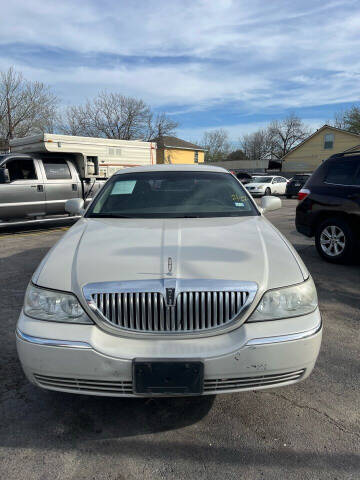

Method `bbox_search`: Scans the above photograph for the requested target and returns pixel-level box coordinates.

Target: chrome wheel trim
[320,225,346,257]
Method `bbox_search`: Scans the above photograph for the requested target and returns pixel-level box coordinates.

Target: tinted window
[325,161,360,186]
[87,171,258,218]
[6,158,37,181]
[293,175,310,182]
[249,176,272,183]
[43,159,71,179]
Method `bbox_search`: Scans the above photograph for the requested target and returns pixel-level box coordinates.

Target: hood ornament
[167,257,173,276]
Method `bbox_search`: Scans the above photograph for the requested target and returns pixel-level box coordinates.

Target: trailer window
[43,159,72,180]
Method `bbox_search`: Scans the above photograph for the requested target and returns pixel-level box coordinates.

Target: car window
[293,175,310,182]
[280,177,287,183]
[87,171,259,218]
[325,161,360,186]
[5,158,37,181]
[249,176,272,183]
[43,159,72,180]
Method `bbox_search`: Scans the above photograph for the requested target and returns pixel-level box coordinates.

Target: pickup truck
[0,153,105,224]
[16,164,322,397]
[0,133,156,226]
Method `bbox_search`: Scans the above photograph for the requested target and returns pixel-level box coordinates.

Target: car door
[40,157,80,215]
[0,156,46,219]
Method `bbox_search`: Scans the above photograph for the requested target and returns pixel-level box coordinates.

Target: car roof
[252,175,277,178]
[114,164,229,175]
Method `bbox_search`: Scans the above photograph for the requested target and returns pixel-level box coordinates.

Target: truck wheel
[264,188,271,196]
[315,218,355,263]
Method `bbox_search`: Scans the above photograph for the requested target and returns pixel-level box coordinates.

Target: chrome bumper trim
[16,328,92,349]
[245,320,322,346]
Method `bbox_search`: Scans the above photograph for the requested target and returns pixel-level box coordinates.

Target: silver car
[16,165,322,397]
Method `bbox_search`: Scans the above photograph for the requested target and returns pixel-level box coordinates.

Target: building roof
[343,144,360,153]
[153,136,205,151]
[282,124,360,160]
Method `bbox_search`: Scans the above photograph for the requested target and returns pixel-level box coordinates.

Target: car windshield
[293,175,310,181]
[87,171,258,218]
[249,176,273,183]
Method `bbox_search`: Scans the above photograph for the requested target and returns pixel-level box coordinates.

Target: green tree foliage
[227,149,247,160]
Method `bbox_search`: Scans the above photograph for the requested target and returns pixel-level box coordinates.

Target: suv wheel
[264,187,271,196]
[315,218,355,263]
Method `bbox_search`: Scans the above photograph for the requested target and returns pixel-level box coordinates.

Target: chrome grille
[91,290,249,333]
[34,374,133,394]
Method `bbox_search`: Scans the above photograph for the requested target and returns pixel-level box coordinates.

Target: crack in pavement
[266,391,360,439]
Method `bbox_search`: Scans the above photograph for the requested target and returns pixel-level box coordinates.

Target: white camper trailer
[10,133,157,179]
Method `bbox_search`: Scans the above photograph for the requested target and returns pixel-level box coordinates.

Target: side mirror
[65,198,85,216]
[261,195,282,213]
[0,167,10,184]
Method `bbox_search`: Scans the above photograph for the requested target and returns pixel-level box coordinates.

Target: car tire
[264,188,271,196]
[315,218,355,263]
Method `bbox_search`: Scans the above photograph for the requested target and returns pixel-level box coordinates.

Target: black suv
[296,152,360,263]
[286,173,311,198]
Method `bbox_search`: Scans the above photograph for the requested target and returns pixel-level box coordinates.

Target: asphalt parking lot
[0,199,359,480]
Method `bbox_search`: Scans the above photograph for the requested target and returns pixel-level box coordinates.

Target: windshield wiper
[173,215,201,218]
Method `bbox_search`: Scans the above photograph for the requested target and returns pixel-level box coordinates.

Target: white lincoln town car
[16,165,322,397]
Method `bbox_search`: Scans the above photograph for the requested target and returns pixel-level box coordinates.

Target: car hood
[34,216,307,298]
[246,183,268,188]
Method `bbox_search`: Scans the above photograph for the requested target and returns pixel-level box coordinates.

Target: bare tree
[240,129,272,160]
[267,114,311,160]
[331,105,360,135]
[144,112,178,140]
[331,109,347,130]
[201,128,231,162]
[0,67,57,145]
[60,91,178,140]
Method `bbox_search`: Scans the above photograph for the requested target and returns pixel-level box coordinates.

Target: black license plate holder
[133,359,204,395]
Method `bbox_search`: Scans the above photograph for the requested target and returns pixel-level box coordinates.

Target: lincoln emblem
[166,287,176,306]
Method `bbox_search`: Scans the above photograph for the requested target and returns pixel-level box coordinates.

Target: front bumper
[245,189,265,196]
[16,309,322,396]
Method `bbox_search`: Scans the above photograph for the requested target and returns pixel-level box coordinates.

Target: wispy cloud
[1,0,360,137]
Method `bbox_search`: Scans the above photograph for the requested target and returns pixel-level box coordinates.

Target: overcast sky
[1,0,360,141]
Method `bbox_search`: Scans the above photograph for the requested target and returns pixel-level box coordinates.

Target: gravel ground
[0,199,359,480]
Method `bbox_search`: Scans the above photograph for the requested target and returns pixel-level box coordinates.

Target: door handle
[347,193,359,199]
[72,184,78,191]
[37,185,44,192]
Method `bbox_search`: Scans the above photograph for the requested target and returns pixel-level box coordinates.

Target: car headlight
[248,277,317,322]
[24,283,93,324]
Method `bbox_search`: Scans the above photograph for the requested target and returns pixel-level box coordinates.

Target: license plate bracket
[133,359,204,395]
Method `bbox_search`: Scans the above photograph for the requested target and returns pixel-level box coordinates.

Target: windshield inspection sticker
[235,202,245,207]
[111,180,136,195]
